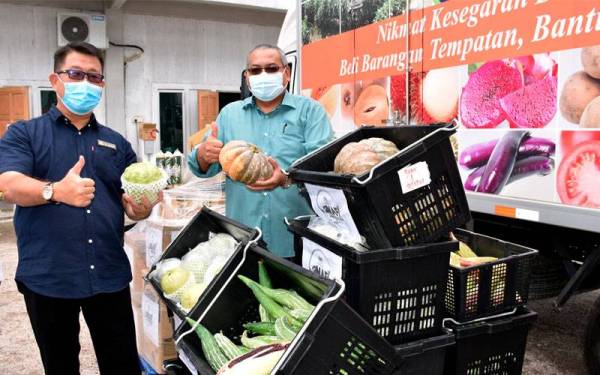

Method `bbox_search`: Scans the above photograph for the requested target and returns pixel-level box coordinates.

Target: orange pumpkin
[334,137,399,175]
[219,141,274,184]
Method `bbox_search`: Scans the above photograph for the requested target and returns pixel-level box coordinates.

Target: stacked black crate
[443,229,538,375]
[287,125,471,374]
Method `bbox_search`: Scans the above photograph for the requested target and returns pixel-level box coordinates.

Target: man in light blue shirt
[188,44,333,258]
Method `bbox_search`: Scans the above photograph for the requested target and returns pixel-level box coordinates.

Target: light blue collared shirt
[188,93,333,257]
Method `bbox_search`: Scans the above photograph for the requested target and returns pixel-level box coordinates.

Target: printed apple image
[353,84,389,127]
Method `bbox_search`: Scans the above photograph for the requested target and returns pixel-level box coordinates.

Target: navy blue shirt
[0,106,137,298]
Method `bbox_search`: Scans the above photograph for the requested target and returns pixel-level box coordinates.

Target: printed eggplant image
[460,131,556,194]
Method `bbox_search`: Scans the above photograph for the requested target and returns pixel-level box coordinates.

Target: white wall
[122,12,281,153]
[0,3,107,123]
[0,2,283,154]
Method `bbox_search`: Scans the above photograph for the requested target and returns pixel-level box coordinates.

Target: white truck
[279,1,600,372]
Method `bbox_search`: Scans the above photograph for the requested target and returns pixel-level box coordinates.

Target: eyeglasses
[56,69,105,84]
[247,65,284,76]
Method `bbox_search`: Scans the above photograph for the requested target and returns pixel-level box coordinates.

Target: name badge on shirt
[98,139,117,150]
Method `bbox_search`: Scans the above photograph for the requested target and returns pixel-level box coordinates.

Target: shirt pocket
[93,145,124,187]
[277,122,305,160]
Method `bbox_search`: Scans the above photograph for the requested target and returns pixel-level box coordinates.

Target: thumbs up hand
[198,121,223,165]
[53,156,96,207]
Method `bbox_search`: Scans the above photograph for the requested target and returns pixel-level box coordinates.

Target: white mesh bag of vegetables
[208,233,238,258]
[160,266,195,303]
[203,256,229,285]
[149,258,181,281]
[181,243,211,284]
[121,162,168,204]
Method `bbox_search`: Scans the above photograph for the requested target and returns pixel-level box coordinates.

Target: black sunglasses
[56,69,104,84]
[247,65,284,76]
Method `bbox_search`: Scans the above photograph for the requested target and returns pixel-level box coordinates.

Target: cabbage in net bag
[121,162,169,204]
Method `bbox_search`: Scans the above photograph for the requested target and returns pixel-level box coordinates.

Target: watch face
[42,184,53,200]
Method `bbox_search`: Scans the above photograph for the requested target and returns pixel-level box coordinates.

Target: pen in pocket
[282,123,288,134]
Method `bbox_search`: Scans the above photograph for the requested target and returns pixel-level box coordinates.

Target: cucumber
[214,332,244,361]
[243,322,277,336]
[185,317,228,372]
[275,317,297,341]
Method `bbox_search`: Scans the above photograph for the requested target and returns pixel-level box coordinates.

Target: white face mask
[248,72,285,102]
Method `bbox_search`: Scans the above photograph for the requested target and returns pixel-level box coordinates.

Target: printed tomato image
[557,131,600,208]
[560,130,600,153]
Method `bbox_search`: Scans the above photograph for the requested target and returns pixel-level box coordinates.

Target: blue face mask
[58,78,103,115]
[249,72,285,102]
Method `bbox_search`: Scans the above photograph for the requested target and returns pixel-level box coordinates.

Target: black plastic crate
[444,308,537,375]
[173,244,398,375]
[287,125,470,249]
[287,216,456,345]
[394,330,455,375]
[445,229,538,322]
[146,206,261,319]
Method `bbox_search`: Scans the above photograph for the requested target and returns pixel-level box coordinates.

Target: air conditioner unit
[57,12,107,49]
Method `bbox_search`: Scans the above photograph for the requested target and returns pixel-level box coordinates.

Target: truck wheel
[584,295,600,374]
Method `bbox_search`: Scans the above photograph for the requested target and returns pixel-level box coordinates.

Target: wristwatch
[282,175,293,189]
[42,182,55,202]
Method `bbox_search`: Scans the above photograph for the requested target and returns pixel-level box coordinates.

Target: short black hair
[53,42,104,72]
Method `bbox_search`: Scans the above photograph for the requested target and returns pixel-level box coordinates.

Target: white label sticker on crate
[302,237,343,280]
[146,226,163,268]
[141,293,160,347]
[305,184,362,243]
[177,349,198,375]
[398,161,431,193]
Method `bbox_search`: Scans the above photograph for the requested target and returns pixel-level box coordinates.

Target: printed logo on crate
[305,184,362,243]
[301,237,343,280]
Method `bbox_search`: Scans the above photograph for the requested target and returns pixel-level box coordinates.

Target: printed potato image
[582,45,600,79]
[353,84,389,127]
[580,97,600,128]
[559,71,600,124]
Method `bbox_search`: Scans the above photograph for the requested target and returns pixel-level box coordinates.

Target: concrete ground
[0,219,595,374]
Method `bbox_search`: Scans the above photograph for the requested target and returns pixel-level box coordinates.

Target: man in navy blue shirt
[0,42,158,375]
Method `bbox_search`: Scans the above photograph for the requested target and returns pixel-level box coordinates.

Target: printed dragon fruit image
[460,54,558,129]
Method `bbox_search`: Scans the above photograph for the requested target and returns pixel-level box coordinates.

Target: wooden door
[0,87,29,138]
[197,90,219,131]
